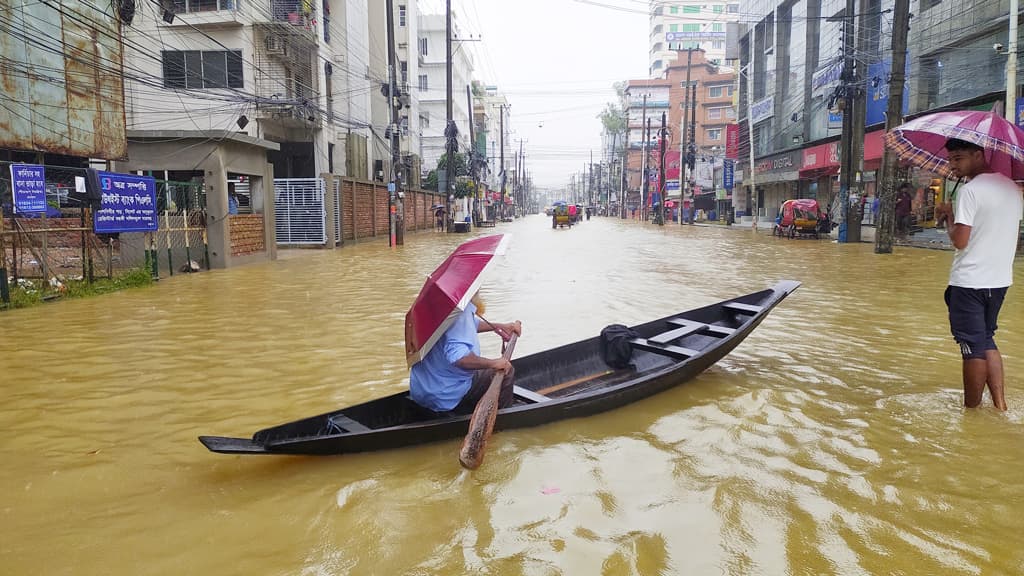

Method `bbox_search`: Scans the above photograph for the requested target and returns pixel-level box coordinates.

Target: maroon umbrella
[884,110,1024,179]
[405,234,511,367]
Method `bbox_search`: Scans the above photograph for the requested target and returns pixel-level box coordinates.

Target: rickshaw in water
[773,198,828,239]
[551,201,574,228]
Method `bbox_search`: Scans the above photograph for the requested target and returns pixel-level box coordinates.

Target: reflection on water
[2,216,1023,574]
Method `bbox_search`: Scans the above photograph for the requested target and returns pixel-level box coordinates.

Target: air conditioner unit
[265,35,287,56]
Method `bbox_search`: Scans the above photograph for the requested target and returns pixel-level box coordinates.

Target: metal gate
[275,178,326,245]
[333,177,342,245]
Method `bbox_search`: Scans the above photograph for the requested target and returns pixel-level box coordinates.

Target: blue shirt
[409,302,480,411]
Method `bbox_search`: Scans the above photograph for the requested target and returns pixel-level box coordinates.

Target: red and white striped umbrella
[404,234,511,367]
[884,110,1024,179]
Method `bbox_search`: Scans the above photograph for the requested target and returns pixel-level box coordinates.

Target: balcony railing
[270,0,315,27]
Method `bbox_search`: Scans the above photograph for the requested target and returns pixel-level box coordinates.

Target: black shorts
[945,286,1008,359]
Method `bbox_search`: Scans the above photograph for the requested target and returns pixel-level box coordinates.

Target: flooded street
[2,216,1023,575]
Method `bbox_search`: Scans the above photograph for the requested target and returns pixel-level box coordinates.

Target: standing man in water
[941,138,1023,410]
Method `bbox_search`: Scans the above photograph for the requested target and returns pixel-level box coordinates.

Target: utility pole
[846,0,872,243]
[643,117,652,221]
[640,94,648,220]
[679,48,693,226]
[620,125,628,219]
[444,0,454,231]
[746,33,759,232]
[658,112,667,225]
[385,0,402,245]
[1009,0,1020,122]
[836,0,856,242]
[588,149,594,208]
[689,81,697,222]
[875,0,911,254]
[499,103,505,220]
[466,84,477,225]
[519,140,525,216]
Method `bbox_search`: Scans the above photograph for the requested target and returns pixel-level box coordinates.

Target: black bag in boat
[599,324,640,369]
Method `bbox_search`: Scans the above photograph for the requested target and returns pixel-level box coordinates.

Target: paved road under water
[1,215,1022,575]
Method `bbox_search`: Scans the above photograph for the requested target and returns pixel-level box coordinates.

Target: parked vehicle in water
[773,199,825,239]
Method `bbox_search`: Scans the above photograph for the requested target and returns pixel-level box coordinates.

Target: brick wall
[230,214,265,256]
[338,178,444,241]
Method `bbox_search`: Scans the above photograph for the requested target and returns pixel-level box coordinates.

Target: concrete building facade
[417,12,474,174]
[649,1,741,78]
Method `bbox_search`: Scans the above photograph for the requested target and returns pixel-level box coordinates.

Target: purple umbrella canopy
[884,110,1024,179]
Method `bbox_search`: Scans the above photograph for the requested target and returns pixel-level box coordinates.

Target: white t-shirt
[949,172,1023,288]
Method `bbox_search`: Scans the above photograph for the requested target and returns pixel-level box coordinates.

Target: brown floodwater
[1,215,1022,575]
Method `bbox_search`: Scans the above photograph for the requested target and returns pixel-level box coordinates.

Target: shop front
[747,150,801,226]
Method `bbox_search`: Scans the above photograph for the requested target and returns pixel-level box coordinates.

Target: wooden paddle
[459,333,518,470]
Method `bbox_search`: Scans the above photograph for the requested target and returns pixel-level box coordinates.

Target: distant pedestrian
[895,183,913,238]
[870,195,880,225]
[941,138,1024,411]
[435,206,445,231]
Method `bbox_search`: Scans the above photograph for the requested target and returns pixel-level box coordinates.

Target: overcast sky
[420,0,649,190]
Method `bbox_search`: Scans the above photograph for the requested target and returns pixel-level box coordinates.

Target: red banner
[725,124,740,159]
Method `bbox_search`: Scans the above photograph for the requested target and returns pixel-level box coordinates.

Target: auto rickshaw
[773,198,824,239]
[551,201,573,228]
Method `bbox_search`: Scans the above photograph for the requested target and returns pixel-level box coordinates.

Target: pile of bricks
[230,214,265,256]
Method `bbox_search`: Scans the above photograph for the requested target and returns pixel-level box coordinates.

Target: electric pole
[444,0,454,231]
[640,94,648,220]
[836,0,857,242]
[385,0,403,245]
[746,33,759,231]
[846,0,872,243]
[875,0,911,254]
[679,48,693,226]
[466,84,477,225]
[499,103,505,220]
[689,80,697,222]
[658,111,667,225]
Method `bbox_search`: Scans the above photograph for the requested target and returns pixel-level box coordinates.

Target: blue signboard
[1016,98,1024,128]
[866,57,911,126]
[94,172,158,233]
[665,181,680,193]
[828,111,843,130]
[10,164,47,214]
[723,159,735,190]
[665,31,726,42]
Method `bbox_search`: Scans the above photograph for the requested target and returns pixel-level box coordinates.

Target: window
[682,23,701,32]
[322,0,330,43]
[713,4,723,13]
[400,60,407,84]
[708,107,723,119]
[683,40,700,48]
[727,3,739,12]
[325,62,333,120]
[162,50,243,89]
[669,24,678,32]
[401,115,409,134]
[420,113,429,128]
[419,37,428,56]
[683,5,700,13]
[418,74,428,91]
[398,5,406,26]
[670,5,678,13]
[713,40,724,49]
[726,107,737,119]
[170,0,232,13]
[707,128,722,140]
[712,23,723,32]
[923,0,940,8]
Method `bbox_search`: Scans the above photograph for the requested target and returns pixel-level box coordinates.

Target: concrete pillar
[321,171,337,249]
[202,149,230,269]
[262,163,277,261]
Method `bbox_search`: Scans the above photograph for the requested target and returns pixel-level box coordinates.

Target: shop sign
[801,142,840,171]
[755,151,799,174]
[750,96,774,124]
[723,159,735,190]
[866,57,910,126]
[811,61,843,96]
[666,31,726,41]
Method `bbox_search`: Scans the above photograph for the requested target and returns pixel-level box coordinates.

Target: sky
[419,0,649,190]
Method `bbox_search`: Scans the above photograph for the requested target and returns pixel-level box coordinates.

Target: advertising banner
[725,124,740,159]
[723,159,735,190]
[866,57,911,126]
[10,164,47,214]
[94,171,159,233]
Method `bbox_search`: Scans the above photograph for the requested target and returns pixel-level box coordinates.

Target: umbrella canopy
[405,234,511,367]
[885,110,1024,179]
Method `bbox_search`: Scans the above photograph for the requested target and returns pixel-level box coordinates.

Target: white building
[417,12,474,174]
[475,85,509,191]
[649,2,741,78]
[367,0,423,185]
[123,0,378,179]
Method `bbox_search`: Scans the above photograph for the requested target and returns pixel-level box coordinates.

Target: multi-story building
[124,0,377,179]
[417,12,474,174]
[473,84,509,192]
[649,1,741,78]
[624,80,672,211]
[368,0,423,185]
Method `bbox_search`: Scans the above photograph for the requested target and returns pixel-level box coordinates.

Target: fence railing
[274,178,326,245]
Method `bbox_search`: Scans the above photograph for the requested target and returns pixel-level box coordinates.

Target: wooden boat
[199,281,800,456]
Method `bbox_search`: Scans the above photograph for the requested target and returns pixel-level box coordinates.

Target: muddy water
[1,215,1022,575]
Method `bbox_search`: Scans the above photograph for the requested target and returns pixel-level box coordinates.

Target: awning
[863,129,885,171]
